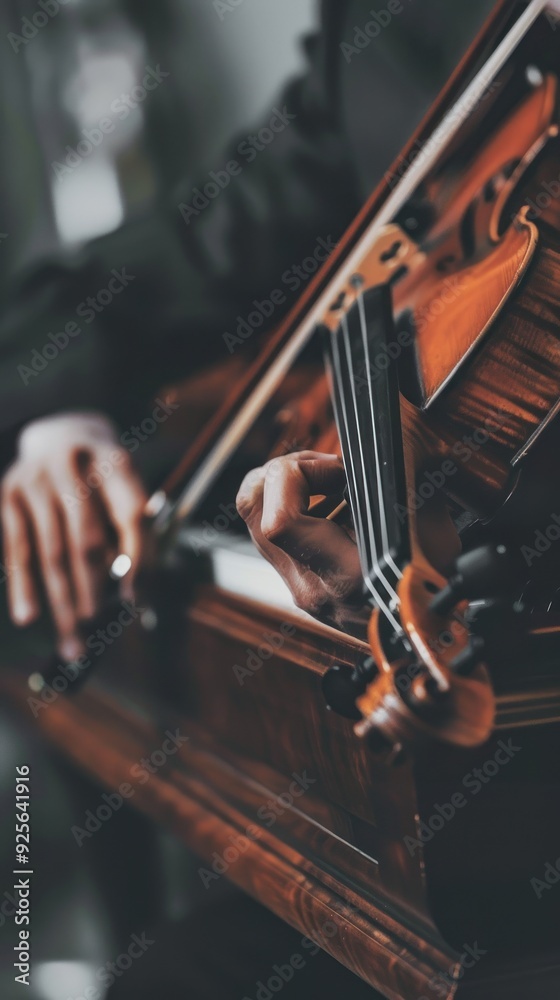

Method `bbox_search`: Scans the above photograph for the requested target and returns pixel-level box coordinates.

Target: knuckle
[28,469,49,493]
[264,456,291,483]
[293,571,329,616]
[235,491,252,522]
[261,513,290,545]
[2,461,30,495]
[293,587,323,617]
[1,474,16,503]
[236,470,263,520]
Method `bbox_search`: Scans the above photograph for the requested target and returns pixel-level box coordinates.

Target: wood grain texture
[4,577,560,997]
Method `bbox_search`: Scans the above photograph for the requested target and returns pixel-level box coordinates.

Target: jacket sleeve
[0,3,360,450]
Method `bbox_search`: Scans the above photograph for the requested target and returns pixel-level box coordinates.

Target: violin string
[340,314,379,570]
[335,318,401,631]
[342,306,400,607]
[164,1,545,529]
[327,332,371,575]
[357,291,403,589]
[327,334,402,634]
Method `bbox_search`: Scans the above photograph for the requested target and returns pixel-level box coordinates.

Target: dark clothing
[0,0,493,459]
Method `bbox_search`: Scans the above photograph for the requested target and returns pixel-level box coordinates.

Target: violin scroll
[353,559,495,758]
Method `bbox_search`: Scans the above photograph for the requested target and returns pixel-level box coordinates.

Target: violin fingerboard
[324,283,410,617]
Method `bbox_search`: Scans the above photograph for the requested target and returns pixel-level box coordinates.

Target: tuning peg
[429,544,513,616]
[322,656,376,720]
[449,635,486,676]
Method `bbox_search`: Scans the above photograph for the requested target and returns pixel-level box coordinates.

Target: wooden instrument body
[6,582,560,998]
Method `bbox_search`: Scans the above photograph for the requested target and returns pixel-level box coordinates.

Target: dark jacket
[0,0,493,453]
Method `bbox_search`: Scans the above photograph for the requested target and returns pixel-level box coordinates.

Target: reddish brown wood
[4,582,560,997]
[159,0,518,503]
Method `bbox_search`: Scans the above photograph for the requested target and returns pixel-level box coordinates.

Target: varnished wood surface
[2,668,460,1000]
[4,652,560,999]
[3,579,560,996]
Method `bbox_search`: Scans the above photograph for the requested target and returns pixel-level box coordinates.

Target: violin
[320,0,560,754]
[34,0,560,759]
[129,0,560,757]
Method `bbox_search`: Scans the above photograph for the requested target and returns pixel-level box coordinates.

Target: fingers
[236,463,296,575]
[259,453,343,550]
[237,451,362,620]
[20,476,83,659]
[96,453,147,592]
[58,473,110,621]
[2,445,146,654]
[1,414,151,655]
[259,453,357,576]
[236,451,343,527]
[1,486,39,627]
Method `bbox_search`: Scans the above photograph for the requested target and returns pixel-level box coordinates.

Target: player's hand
[237,451,368,636]
[1,413,147,658]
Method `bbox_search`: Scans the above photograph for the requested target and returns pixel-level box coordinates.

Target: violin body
[321,8,560,755]
[4,2,560,996]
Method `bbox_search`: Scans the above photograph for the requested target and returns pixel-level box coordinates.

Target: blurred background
[0,2,316,997]
[0,0,317,280]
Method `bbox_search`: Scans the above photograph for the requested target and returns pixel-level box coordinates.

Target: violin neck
[324,283,409,630]
[151,0,543,543]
